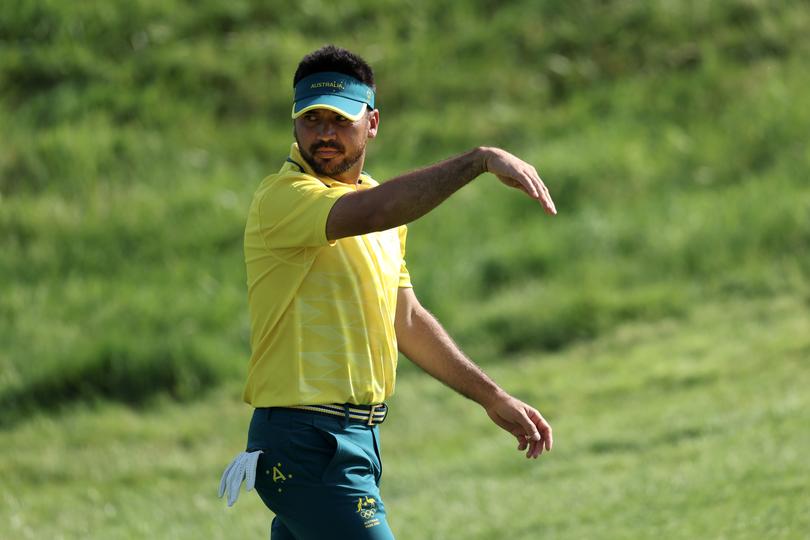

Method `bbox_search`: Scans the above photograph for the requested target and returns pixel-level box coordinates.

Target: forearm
[395,288,553,458]
[327,146,554,241]
[327,147,487,239]
[372,148,486,229]
[397,303,507,409]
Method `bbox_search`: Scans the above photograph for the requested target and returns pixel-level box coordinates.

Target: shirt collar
[286,143,377,189]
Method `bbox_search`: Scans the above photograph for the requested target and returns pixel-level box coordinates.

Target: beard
[295,135,366,178]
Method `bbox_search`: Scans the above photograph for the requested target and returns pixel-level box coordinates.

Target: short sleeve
[397,225,413,288]
[258,175,354,249]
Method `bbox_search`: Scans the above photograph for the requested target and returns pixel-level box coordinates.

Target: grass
[2,0,810,537]
[3,1,809,408]
[1,295,808,539]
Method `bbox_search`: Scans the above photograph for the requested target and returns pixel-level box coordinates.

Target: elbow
[398,303,426,337]
[395,305,417,346]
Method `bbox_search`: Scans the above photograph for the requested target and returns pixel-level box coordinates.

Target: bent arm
[326,147,556,241]
[395,287,553,458]
[395,287,504,407]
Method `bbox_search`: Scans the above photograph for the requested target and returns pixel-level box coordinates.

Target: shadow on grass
[475,290,688,356]
[588,425,714,456]
[0,348,220,429]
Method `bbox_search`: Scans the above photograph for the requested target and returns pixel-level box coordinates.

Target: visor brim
[292,96,367,121]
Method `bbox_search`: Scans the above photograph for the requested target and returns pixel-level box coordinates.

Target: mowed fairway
[3,295,807,540]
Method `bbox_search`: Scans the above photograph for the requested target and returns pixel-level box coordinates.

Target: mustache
[310,141,344,153]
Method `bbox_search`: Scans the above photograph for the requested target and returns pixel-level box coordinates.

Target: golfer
[219,45,555,539]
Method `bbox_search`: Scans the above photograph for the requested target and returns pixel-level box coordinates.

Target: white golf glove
[217,450,263,507]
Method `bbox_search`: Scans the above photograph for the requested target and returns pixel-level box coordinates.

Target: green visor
[292,72,375,121]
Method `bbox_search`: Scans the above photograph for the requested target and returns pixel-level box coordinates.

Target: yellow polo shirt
[242,143,412,407]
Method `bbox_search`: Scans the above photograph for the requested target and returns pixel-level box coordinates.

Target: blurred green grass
[1,0,809,537]
[2,296,807,538]
[2,0,808,414]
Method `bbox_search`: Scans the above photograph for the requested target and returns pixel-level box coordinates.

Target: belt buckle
[368,404,381,426]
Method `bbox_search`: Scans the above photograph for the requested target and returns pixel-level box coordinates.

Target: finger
[535,180,556,215]
[528,166,556,215]
[541,191,557,215]
[506,166,538,199]
[524,166,542,195]
[510,427,528,451]
[516,434,529,452]
[526,408,553,452]
[525,178,540,199]
[513,180,532,197]
[521,170,541,199]
[511,174,537,199]
[525,429,543,459]
[538,418,553,452]
[514,409,542,446]
[502,172,550,211]
[497,175,529,196]
[528,437,543,459]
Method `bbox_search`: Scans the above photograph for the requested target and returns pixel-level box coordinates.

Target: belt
[283,403,388,426]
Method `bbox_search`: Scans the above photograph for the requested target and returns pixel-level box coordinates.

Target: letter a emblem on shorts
[272,463,287,483]
[266,462,292,493]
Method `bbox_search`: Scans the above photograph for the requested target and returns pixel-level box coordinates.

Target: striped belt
[286,403,388,426]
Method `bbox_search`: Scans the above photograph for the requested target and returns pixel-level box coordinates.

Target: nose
[315,120,337,140]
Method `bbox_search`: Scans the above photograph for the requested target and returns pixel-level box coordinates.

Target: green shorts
[247,407,395,539]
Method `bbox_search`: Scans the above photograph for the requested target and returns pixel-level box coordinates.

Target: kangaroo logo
[356,496,378,521]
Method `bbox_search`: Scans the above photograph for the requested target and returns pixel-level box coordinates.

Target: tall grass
[1,0,809,418]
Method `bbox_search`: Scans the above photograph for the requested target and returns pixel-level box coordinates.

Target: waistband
[277,403,388,426]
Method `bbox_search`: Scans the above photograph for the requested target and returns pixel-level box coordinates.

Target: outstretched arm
[394,287,553,459]
[326,147,556,241]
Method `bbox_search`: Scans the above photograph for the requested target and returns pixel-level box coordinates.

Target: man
[219,45,556,539]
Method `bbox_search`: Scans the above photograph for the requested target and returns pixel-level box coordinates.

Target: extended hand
[485,394,553,459]
[482,147,557,215]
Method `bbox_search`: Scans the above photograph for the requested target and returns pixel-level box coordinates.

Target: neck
[330,155,366,184]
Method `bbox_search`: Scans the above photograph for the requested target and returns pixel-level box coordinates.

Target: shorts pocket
[319,428,379,485]
[252,421,339,490]
[370,427,383,484]
[285,424,339,483]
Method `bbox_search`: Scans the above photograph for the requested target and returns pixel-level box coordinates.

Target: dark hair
[293,45,375,89]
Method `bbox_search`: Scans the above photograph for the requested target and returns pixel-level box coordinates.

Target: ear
[367,109,380,139]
